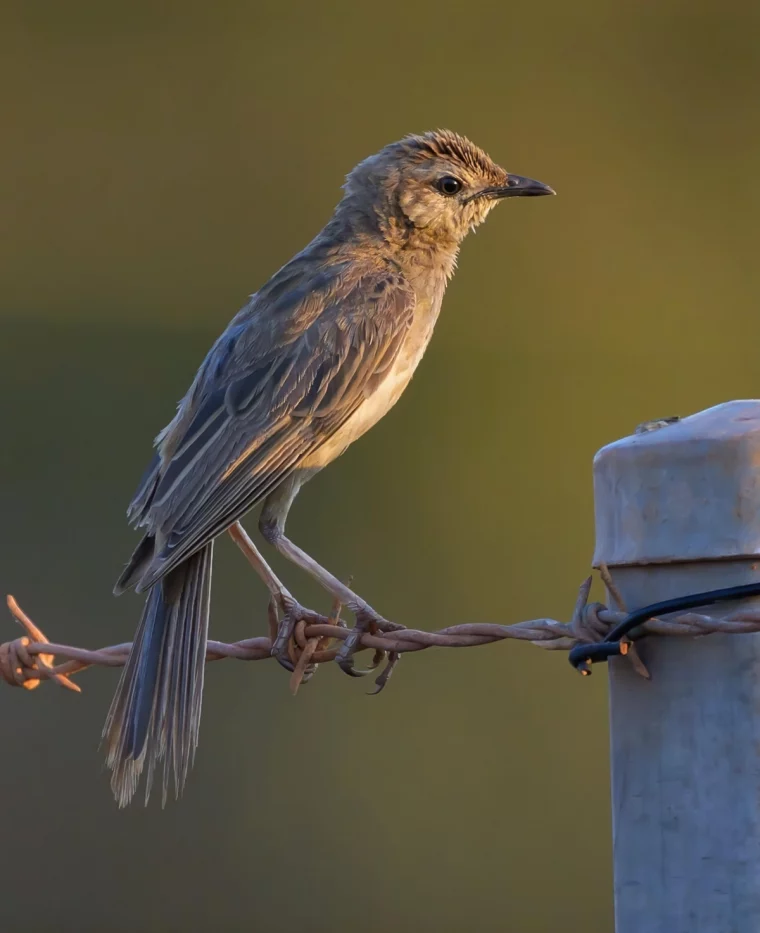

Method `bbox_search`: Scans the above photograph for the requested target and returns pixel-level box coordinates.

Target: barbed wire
[4,539,760,696]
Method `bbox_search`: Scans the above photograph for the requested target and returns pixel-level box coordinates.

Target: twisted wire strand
[4,563,760,695]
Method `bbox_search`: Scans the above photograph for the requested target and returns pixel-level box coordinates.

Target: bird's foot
[267,582,404,693]
[336,599,405,684]
[269,590,314,672]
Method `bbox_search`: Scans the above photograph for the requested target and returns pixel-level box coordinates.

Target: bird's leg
[227,522,311,670]
[228,521,287,602]
[262,521,402,675]
[259,491,403,676]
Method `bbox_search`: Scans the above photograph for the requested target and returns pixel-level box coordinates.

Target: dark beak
[487,175,556,199]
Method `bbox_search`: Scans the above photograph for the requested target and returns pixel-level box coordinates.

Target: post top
[593,400,760,567]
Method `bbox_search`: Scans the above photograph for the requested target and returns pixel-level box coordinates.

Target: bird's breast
[302,294,442,468]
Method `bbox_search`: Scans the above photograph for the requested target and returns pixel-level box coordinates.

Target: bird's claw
[335,603,403,678]
[270,591,306,672]
[268,588,404,689]
[369,651,401,695]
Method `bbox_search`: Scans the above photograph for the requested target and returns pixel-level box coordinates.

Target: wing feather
[128,261,414,591]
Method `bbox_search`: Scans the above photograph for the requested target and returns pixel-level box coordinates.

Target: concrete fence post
[592,400,760,933]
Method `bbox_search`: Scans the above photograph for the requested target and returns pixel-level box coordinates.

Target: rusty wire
[4,554,760,696]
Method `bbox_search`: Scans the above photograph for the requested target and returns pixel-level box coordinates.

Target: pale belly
[301,297,442,470]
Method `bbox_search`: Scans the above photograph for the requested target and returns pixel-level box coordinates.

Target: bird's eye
[435,175,462,196]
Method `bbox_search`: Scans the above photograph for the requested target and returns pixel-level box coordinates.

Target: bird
[103,129,555,806]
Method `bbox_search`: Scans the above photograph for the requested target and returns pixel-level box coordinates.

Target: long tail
[103,542,213,807]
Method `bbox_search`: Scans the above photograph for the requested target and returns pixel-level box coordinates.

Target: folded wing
[121,261,415,592]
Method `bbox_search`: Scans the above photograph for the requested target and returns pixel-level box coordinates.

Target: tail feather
[103,542,213,807]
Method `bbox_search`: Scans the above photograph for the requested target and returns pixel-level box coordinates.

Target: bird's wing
[129,261,415,589]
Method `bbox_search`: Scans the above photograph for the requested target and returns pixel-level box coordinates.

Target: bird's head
[342,129,554,248]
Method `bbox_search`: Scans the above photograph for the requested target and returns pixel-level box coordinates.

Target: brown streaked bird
[103,129,554,806]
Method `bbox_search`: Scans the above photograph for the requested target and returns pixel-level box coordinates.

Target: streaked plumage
[103,130,554,805]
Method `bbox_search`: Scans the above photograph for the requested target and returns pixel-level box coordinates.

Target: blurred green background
[2,1,759,930]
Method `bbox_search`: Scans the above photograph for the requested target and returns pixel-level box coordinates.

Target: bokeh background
[2,2,759,930]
